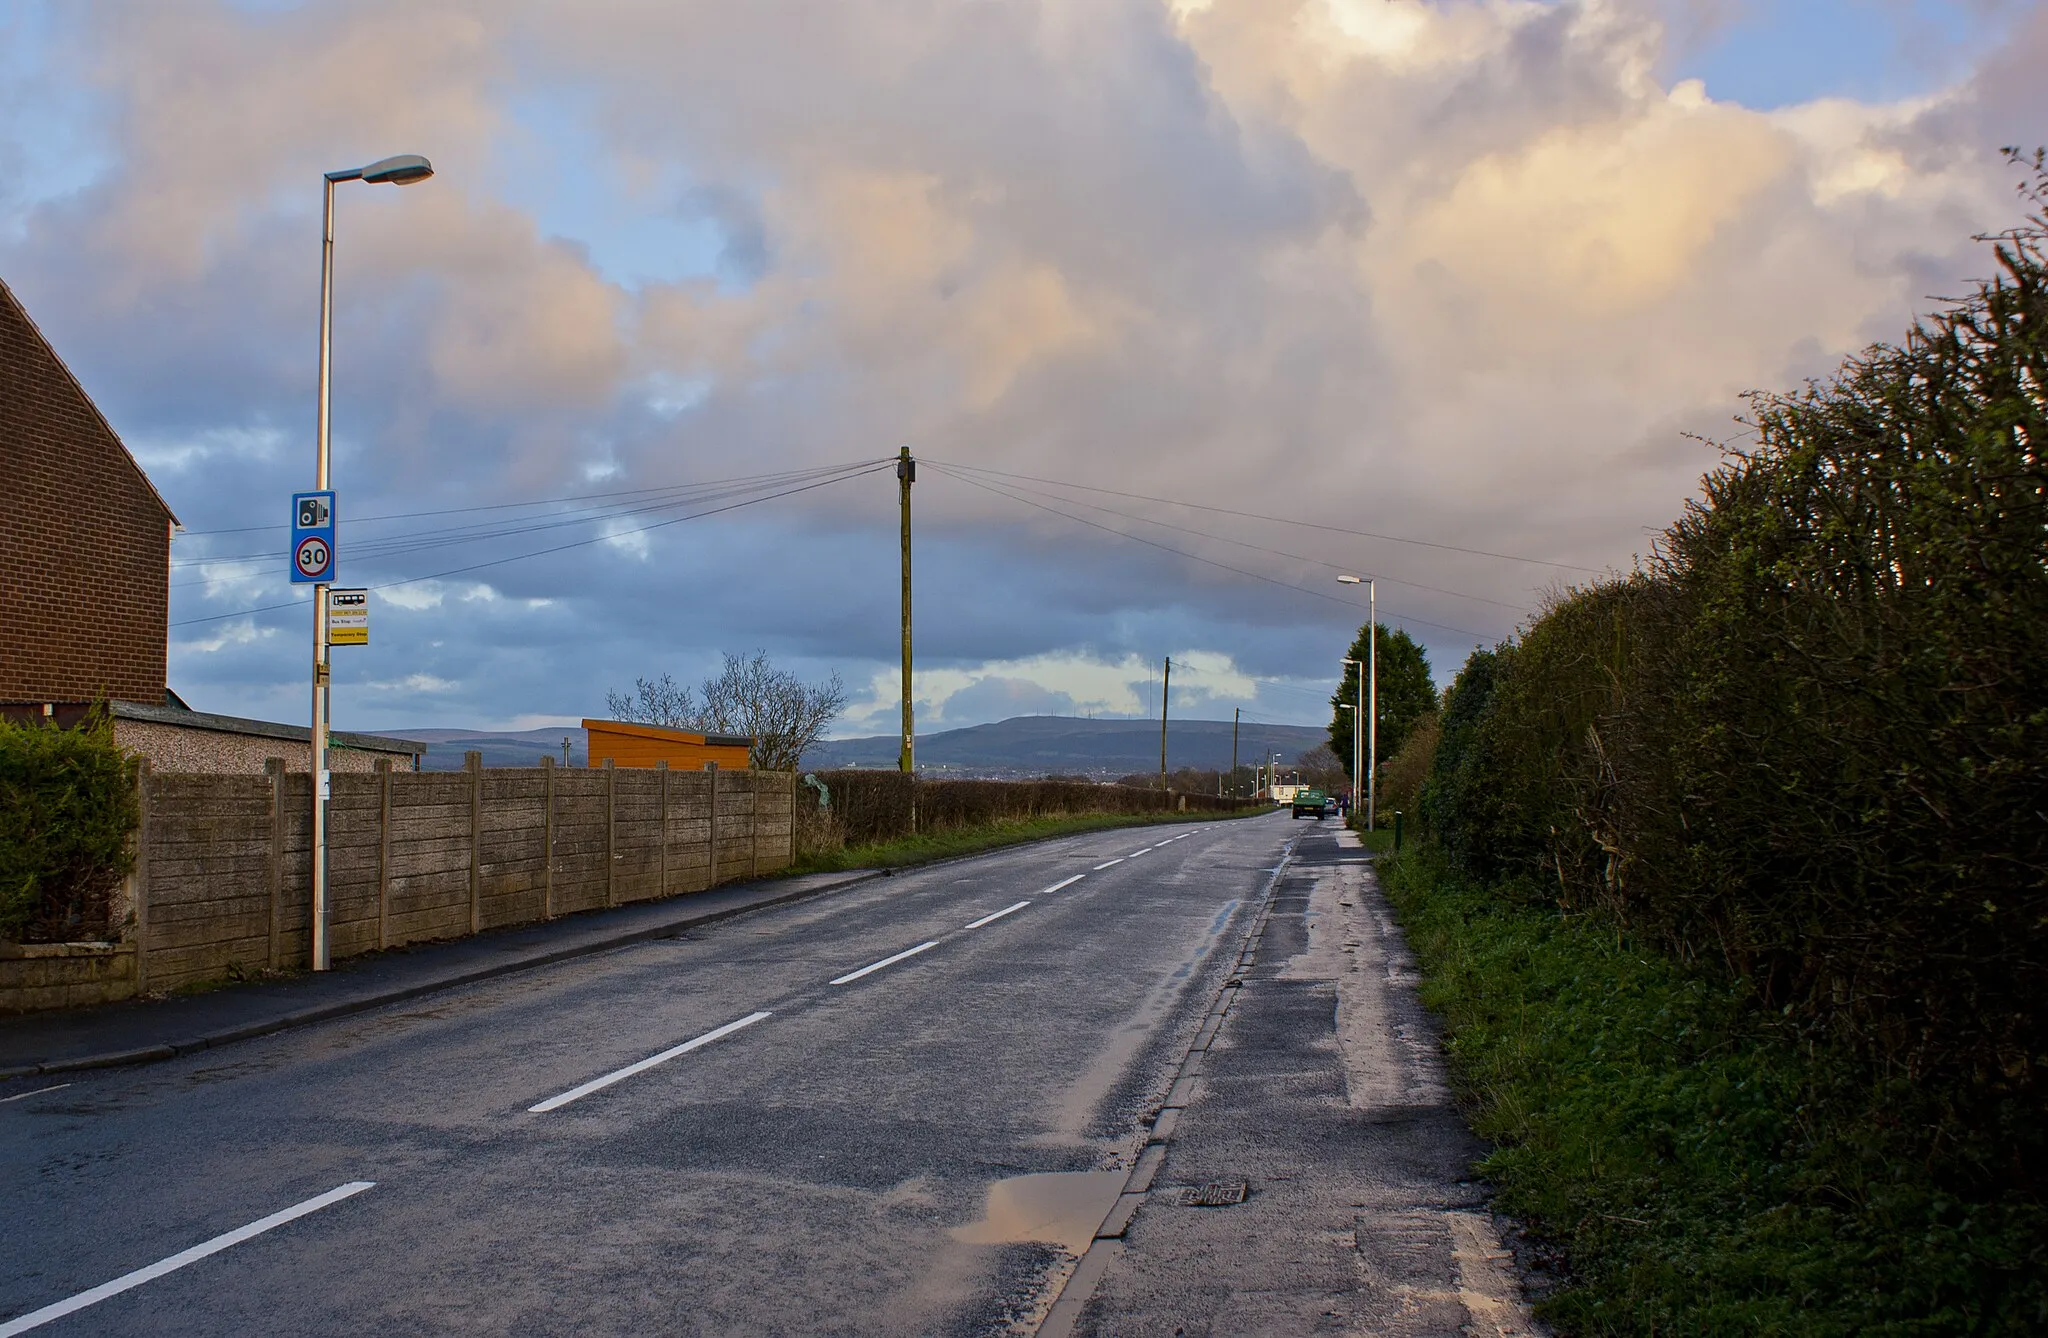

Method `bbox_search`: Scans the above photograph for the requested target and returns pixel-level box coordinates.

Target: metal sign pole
[310,173,337,971]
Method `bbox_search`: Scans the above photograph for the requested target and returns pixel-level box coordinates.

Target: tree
[1293,745,1347,791]
[607,652,846,771]
[605,673,699,729]
[1327,624,1436,783]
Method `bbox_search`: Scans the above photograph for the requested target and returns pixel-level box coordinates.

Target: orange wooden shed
[581,719,753,770]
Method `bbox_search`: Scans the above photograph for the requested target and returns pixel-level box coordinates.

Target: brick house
[0,276,176,704]
[0,276,421,771]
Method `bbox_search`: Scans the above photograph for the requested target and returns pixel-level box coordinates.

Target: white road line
[529,1011,772,1112]
[830,942,940,986]
[1127,847,1151,857]
[0,1181,375,1337]
[1039,874,1086,894]
[965,900,1031,930]
[1092,859,1124,870]
[0,1084,69,1105]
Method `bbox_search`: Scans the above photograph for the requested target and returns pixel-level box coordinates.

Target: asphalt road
[3,814,1298,1336]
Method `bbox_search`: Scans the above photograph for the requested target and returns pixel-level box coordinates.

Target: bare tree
[1294,745,1348,791]
[605,673,703,730]
[698,651,847,771]
[610,654,845,771]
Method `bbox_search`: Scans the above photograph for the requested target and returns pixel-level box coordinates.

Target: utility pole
[1342,658,1364,822]
[897,446,915,774]
[1368,581,1378,831]
[1338,574,1379,830]
[1158,656,1171,788]
[1230,707,1240,795]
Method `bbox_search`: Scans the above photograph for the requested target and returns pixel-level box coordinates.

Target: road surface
[2,812,1534,1335]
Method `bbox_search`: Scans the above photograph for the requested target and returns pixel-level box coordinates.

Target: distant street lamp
[309,154,434,972]
[1338,574,1376,830]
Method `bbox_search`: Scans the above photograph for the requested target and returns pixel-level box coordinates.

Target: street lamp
[1338,574,1376,831]
[310,153,433,972]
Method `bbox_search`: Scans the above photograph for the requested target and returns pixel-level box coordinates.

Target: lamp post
[310,153,433,972]
[1338,575,1376,830]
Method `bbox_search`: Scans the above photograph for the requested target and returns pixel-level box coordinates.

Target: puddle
[949,1170,1126,1255]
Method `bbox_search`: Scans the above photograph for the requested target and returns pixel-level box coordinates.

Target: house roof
[112,700,427,755]
[0,275,179,528]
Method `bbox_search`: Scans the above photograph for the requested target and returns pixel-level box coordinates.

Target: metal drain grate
[1179,1181,1249,1207]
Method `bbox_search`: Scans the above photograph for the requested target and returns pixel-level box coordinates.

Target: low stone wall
[0,942,137,1012]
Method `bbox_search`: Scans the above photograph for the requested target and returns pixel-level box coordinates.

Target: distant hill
[374,715,1328,777]
[375,726,587,771]
[802,715,1329,779]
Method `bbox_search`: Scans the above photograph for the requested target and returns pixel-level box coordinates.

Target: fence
[128,757,794,993]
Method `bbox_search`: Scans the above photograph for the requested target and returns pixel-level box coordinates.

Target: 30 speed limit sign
[294,535,332,579]
[290,491,337,584]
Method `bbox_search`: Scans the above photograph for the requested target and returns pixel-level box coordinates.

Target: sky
[2,0,2042,739]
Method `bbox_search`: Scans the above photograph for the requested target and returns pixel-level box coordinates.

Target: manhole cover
[1179,1181,1249,1207]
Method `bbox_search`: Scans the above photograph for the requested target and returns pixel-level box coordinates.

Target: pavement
[0,811,1541,1336]
[0,867,886,1079]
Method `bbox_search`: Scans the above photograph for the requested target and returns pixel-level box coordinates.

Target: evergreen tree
[1327,624,1436,783]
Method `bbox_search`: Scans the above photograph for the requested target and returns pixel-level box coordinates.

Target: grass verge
[787,809,1248,875]
[1378,844,2046,1336]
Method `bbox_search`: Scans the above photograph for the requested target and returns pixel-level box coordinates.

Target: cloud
[1,0,2035,733]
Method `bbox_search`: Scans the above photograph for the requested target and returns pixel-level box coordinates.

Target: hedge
[0,707,140,943]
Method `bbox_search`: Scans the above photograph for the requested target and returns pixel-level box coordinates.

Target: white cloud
[12,0,2041,730]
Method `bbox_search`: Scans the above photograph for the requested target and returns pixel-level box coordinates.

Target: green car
[1290,788,1328,819]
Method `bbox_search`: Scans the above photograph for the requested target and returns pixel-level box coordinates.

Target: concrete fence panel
[122,765,800,993]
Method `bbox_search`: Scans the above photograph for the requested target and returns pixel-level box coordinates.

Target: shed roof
[581,718,752,748]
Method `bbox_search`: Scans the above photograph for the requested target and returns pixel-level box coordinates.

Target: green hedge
[1382,847,2046,1334]
[1402,158,2048,1329]
[0,708,140,943]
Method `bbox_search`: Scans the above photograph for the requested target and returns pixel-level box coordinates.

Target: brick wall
[0,278,174,704]
[126,762,797,993]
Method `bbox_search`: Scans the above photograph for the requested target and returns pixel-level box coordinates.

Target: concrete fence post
[707,763,720,890]
[266,758,286,969]
[131,758,151,995]
[603,758,616,909]
[540,755,555,919]
[749,771,760,880]
[375,759,392,950]
[466,751,483,935]
[657,761,670,897]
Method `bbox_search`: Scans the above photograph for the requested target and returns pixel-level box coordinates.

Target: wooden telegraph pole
[1158,656,1171,787]
[1231,707,1240,794]
[898,447,915,775]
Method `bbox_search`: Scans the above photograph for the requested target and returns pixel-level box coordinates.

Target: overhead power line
[171,461,892,629]
[942,467,1527,612]
[924,462,1488,640]
[170,461,879,573]
[926,458,1603,574]
[172,461,879,538]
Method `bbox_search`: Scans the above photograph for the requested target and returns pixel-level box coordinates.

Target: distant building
[583,718,752,771]
[0,276,423,772]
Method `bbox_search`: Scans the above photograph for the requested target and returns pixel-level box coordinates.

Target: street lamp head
[1336,574,1363,585]
[359,154,434,185]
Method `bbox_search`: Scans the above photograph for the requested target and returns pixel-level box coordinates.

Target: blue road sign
[291,491,336,584]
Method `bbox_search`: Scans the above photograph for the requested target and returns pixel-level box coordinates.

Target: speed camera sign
[290,491,336,584]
